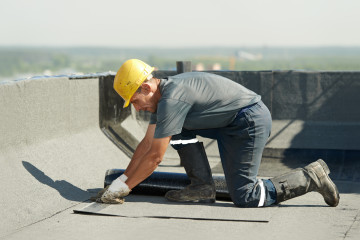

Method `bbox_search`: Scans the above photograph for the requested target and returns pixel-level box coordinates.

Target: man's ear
[141,82,151,94]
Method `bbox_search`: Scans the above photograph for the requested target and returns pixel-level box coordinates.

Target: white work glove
[100,174,130,204]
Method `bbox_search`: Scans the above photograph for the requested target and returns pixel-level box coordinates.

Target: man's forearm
[124,138,151,177]
[124,124,156,178]
[125,136,171,190]
[125,151,162,189]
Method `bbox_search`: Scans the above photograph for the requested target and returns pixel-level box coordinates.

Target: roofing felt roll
[104,169,231,200]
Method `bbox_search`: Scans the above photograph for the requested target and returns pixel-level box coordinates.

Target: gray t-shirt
[150,72,261,138]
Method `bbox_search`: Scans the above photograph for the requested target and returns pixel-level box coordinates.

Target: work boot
[165,142,216,203]
[270,159,340,207]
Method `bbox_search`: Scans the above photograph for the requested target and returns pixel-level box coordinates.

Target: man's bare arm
[99,124,170,202]
[123,124,156,177]
[125,134,171,189]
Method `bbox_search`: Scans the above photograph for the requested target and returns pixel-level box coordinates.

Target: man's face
[130,90,157,113]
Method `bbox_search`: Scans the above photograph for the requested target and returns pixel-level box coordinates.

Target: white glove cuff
[119,174,128,182]
[108,177,130,193]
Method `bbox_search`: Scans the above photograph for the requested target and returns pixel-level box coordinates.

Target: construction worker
[100,59,340,207]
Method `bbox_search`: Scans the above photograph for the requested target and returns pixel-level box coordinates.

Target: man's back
[151,72,261,138]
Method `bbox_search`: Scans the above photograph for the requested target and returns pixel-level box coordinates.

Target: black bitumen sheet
[104,169,231,200]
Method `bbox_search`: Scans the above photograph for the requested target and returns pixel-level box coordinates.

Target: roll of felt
[104,169,231,201]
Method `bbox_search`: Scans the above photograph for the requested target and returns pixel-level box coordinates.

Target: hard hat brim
[123,99,130,108]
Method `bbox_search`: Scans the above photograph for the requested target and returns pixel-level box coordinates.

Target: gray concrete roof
[1,74,359,240]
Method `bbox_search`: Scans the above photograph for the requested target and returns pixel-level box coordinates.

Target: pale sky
[0,0,359,47]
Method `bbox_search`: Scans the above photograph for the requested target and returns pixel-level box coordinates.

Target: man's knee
[230,182,264,208]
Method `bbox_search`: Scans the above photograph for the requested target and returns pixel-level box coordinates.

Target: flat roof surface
[3,177,360,240]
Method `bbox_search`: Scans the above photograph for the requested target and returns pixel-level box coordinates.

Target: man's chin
[148,107,157,113]
[142,108,155,113]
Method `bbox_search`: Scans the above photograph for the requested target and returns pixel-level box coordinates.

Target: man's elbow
[153,157,163,167]
[147,137,169,168]
[148,152,163,167]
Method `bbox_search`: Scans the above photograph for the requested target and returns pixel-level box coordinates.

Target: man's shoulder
[159,76,194,104]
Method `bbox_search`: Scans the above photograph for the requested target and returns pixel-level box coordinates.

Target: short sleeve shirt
[150,72,261,138]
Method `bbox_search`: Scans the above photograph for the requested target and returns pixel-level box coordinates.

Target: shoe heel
[318,159,330,175]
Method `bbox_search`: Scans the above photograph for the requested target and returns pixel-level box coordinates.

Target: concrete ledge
[0,75,129,236]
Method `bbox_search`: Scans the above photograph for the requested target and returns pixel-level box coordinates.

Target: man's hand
[100,177,131,204]
[90,186,124,204]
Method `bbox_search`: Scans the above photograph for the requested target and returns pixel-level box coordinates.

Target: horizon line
[1,45,360,49]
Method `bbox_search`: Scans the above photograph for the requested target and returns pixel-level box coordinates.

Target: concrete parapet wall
[0,77,98,149]
[0,76,129,237]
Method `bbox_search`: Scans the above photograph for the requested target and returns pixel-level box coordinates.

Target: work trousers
[171,101,277,207]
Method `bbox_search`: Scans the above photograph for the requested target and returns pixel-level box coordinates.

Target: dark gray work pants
[171,101,277,207]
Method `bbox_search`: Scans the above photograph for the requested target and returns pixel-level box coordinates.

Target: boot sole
[314,159,340,207]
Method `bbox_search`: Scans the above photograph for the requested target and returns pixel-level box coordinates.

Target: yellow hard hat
[114,59,154,108]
